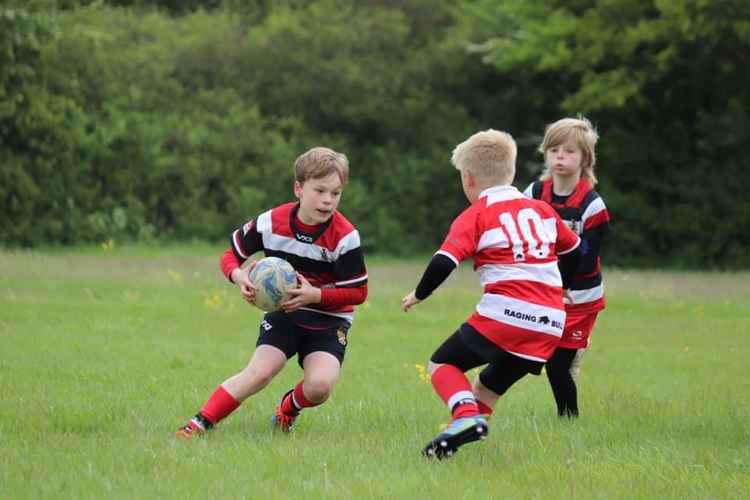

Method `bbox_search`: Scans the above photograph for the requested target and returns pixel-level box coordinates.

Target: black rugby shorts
[256,310,350,367]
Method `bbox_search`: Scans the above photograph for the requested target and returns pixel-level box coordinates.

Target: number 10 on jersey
[498,209,553,261]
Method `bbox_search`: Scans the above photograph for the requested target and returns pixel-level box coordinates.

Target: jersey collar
[289,203,332,244]
[541,178,592,208]
[478,184,524,203]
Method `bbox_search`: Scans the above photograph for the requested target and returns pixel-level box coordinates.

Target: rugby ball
[248,257,297,311]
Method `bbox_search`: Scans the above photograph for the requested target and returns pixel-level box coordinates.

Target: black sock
[546,348,579,417]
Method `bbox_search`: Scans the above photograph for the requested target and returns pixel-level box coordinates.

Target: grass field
[1,245,749,499]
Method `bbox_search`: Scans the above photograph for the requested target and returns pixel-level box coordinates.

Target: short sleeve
[230,219,263,261]
[438,207,479,265]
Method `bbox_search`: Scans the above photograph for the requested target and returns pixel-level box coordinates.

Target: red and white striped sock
[280,380,321,416]
[431,364,479,419]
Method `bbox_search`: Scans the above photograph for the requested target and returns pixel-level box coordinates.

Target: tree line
[2,0,749,267]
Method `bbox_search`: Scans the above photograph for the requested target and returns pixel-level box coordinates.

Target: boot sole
[422,421,488,459]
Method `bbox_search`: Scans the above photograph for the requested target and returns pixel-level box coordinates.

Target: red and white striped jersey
[438,185,580,362]
[231,202,367,322]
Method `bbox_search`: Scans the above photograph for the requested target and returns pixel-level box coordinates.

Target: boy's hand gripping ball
[247,257,298,312]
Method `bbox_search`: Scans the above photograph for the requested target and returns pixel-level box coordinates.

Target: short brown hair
[451,129,517,185]
[539,117,599,184]
[294,147,349,185]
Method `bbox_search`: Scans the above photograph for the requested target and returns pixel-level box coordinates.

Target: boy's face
[294,172,343,225]
[545,139,583,178]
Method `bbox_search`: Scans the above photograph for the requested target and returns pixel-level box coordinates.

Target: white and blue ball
[248,257,297,311]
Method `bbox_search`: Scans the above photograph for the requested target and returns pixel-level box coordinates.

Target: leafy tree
[2,0,747,267]
[229,0,475,252]
[462,0,750,266]
[56,0,222,14]
[0,4,92,245]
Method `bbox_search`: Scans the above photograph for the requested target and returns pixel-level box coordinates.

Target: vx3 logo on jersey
[295,232,314,243]
[503,309,563,330]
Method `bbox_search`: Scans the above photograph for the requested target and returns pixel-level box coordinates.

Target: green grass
[1,246,749,499]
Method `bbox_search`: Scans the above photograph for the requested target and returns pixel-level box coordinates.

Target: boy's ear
[293,180,303,199]
[463,169,476,187]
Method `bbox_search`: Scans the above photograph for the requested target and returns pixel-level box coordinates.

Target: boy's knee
[304,377,333,402]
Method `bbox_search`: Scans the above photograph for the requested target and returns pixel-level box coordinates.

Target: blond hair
[294,147,349,185]
[538,117,599,185]
[451,129,517,185]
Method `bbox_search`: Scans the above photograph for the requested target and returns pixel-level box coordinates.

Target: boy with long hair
[521,117,610,417]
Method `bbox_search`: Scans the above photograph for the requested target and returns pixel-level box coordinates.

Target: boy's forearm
[558,246,582,289]
[220,247,242,282]
[320,284,368,307]
[415,253,457,300]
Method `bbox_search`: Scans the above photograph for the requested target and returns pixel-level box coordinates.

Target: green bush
[1,1,748,268]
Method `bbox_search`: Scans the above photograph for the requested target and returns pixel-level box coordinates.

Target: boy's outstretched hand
[232,261,258,305]
[280,273,321,312]
[401,290,422,312]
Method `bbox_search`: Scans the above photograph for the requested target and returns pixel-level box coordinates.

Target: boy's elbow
[356,284,369,304]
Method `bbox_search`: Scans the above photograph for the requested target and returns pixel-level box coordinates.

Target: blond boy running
[403,130,581,459]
